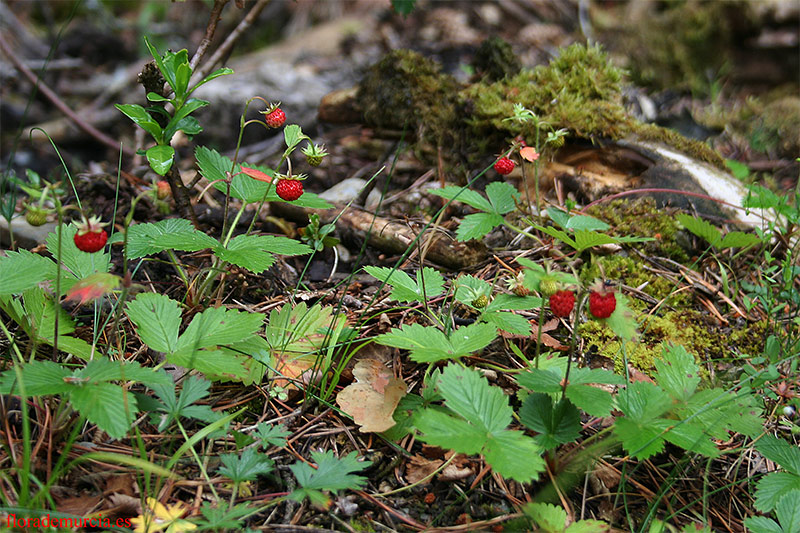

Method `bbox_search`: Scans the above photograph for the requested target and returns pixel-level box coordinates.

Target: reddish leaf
[520,146,540,162]
[65,273,120,305]
[240,165,273,183]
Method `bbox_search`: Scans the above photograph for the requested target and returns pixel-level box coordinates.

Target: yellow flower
[130,497,197,533]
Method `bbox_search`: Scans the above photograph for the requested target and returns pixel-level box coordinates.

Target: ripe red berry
[549,290,575,318]
[265,108,286,128]
[73,216,108,253]
[494,157,515,175]
[588,290,616,319]
[276,179,303,201]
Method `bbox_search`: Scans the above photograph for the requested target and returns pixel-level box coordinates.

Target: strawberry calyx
[74,215,107,236]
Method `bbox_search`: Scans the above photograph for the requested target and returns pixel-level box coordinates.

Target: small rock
[0,216,57,249]
[318,177,368,204]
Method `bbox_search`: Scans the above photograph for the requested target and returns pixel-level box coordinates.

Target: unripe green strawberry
[550,135,565,148]
[25,206,49,226]
[538,277,560,297]
[301,143,328,167]
[472,295,489,308]
[156,180,170,200]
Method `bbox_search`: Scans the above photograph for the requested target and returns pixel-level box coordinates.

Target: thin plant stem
[561,291,588,401]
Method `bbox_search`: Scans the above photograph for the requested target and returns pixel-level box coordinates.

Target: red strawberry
[73,216,108,253]
[549,290,575,318]
[276,179,303,201]
[589,290,616,319]
[494,156,515,175]
[265,107,286,128]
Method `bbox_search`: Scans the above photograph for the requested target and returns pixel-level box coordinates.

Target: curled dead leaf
[336,359,406,433]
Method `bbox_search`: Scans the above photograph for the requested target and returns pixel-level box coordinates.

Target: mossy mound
[463,43,629,145]
[580,308,757,375]
[582,255,690,309]
[586,198,689,262]
[748,96,800,158]
[357,49,462,159]
[471,36,522,82]
[356,43,727,174]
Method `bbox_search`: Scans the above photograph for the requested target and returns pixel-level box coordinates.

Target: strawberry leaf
[413,364,544,483]
[375,322,497,363]
[456,213,505,241]
[126,293,182,353]
[429,186,493,212]
[485,181,520,215]
[364,266,444,303]
[126,218,219,259]
[0,250,54,295]
[519,394,581,450]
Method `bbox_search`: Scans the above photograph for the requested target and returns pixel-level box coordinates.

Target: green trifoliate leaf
[653,344,701,402]
[126,218,219,258]
[176,305,265,352]
[756,435,800,475]
[776,490,800,533]
[754,473,800,513]
[414,364,544,483]
[436,364,512,432]
[677,213,722,247]
[126,292,182,353]
[519,393,581,450]
[69,381,136,439]
[364,266,444,303]
[456,213,504,241]
[428,186,493,212]
[485,181,520,215]
[0,250,54,295]
[375,322,497,363]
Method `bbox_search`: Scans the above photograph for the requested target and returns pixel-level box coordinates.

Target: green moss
[632,122,726,169]
[357,43,730,174]
[581,255,690,308]
[586,198,689,262]
[463,43,630,146]
[748,96,800,158]
[580,309,729,375]
[472,36,522,82]
[578,319,658,373]
[357,49,462,161]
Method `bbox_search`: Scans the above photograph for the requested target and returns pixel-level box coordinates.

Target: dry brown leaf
[405,455,444,484]
[336,359,407,433]
[439,453,474,482]
[56,493,102,517]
